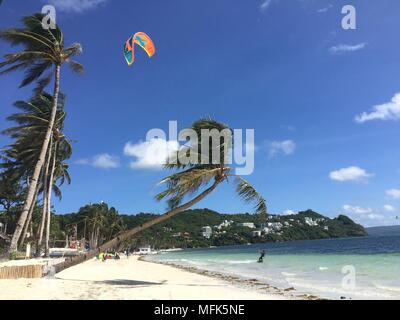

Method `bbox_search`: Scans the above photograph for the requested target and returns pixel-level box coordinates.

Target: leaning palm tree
[97,118,266,252]
[0,13,83,253]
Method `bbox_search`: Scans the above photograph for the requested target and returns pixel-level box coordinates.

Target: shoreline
[140,255,322,300]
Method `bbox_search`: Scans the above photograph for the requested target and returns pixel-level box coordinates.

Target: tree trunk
[8,65,61,254]
[37,139,53,254]
[19,186,39,247]
[98,179,221,252]
[45,142,57,257]
[54,180,222,274]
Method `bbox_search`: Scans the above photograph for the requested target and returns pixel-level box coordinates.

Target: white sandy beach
[0,256,290,300]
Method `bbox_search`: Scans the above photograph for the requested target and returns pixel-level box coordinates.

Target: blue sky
[1,0,400,227]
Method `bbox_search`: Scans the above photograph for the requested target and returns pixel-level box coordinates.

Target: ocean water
[147,235,400,300]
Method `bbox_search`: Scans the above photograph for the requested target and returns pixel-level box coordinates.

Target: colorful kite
[123,32,155,66]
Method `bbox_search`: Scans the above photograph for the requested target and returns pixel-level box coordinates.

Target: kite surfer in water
[258,249,266,263]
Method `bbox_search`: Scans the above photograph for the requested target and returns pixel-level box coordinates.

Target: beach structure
[201,226,212,239]
[0,258,64,279]
[49,248,81,258]
[135,245,157,255]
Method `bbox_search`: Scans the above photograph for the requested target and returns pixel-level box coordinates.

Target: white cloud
[329,43,367,54]
[45,0,107,13]
[269,140,296,158]
[362,213,384,221]
[75,153,120,169]
[317,4,333,13]
[282,209,296,215]
[124,138,179,170]
[75,158,90,165]
[386,188,400,199]
[342,205,373,215]
[383,204,396,212]
[341,204,396,227]
[355,93,400,123]
[260,0,273,12]
[329,166,373,182]
[92,154,120,169]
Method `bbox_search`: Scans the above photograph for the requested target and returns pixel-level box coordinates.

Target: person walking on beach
[258,249,266,263]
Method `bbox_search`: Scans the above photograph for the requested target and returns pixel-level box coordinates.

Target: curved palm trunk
[37,139,53,253]
[9,65,61,254]
[98,179,221,252]
[19,185,39,247]
[45,143,57,257]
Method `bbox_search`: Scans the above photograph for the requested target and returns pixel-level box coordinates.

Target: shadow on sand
[102,279,164,286]
[55,277,166,288]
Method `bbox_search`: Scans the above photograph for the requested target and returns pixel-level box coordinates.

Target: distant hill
[366,225,400,237]
[49,207,367,250]
[120,208,367,249]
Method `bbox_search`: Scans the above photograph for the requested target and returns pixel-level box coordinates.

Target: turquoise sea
[147,235,400,300]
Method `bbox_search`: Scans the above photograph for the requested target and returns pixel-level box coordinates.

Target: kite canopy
[123,32,155,66]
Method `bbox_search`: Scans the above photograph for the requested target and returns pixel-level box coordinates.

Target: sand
[0,255,292,300]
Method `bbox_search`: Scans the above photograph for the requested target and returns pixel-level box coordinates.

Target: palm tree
[97,118,266,252]
[0,169,23,217]
[1,92,72,253]
[0,13,83,253]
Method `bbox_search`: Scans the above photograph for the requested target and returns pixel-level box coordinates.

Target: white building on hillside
[201,226,212,239]
[262,227,272,234]
[252,230,262,237]
[214,220,234,230]
[237,222,256,229]
[304,217,318,226]
[268,222,283,231]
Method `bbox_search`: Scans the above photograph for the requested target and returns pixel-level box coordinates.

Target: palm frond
[234,176,267,215]
[20,61,52,87]
[156,166,222,209]
[33,71,53,94]
[67,60,84,74]
[64,43,83,58]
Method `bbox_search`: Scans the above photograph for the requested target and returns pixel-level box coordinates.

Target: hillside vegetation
[46,205,367,250]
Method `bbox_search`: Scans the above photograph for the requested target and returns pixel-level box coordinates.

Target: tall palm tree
[97,118,266,252]
[44,138,72,256]
[0,13,83,253]
[2,93,72,253]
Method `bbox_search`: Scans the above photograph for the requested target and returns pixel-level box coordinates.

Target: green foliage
[9,251,17,260]
[0,13,83,90]
[0,170,23,213]
[56,202,125,248]
[49,206,367,250]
